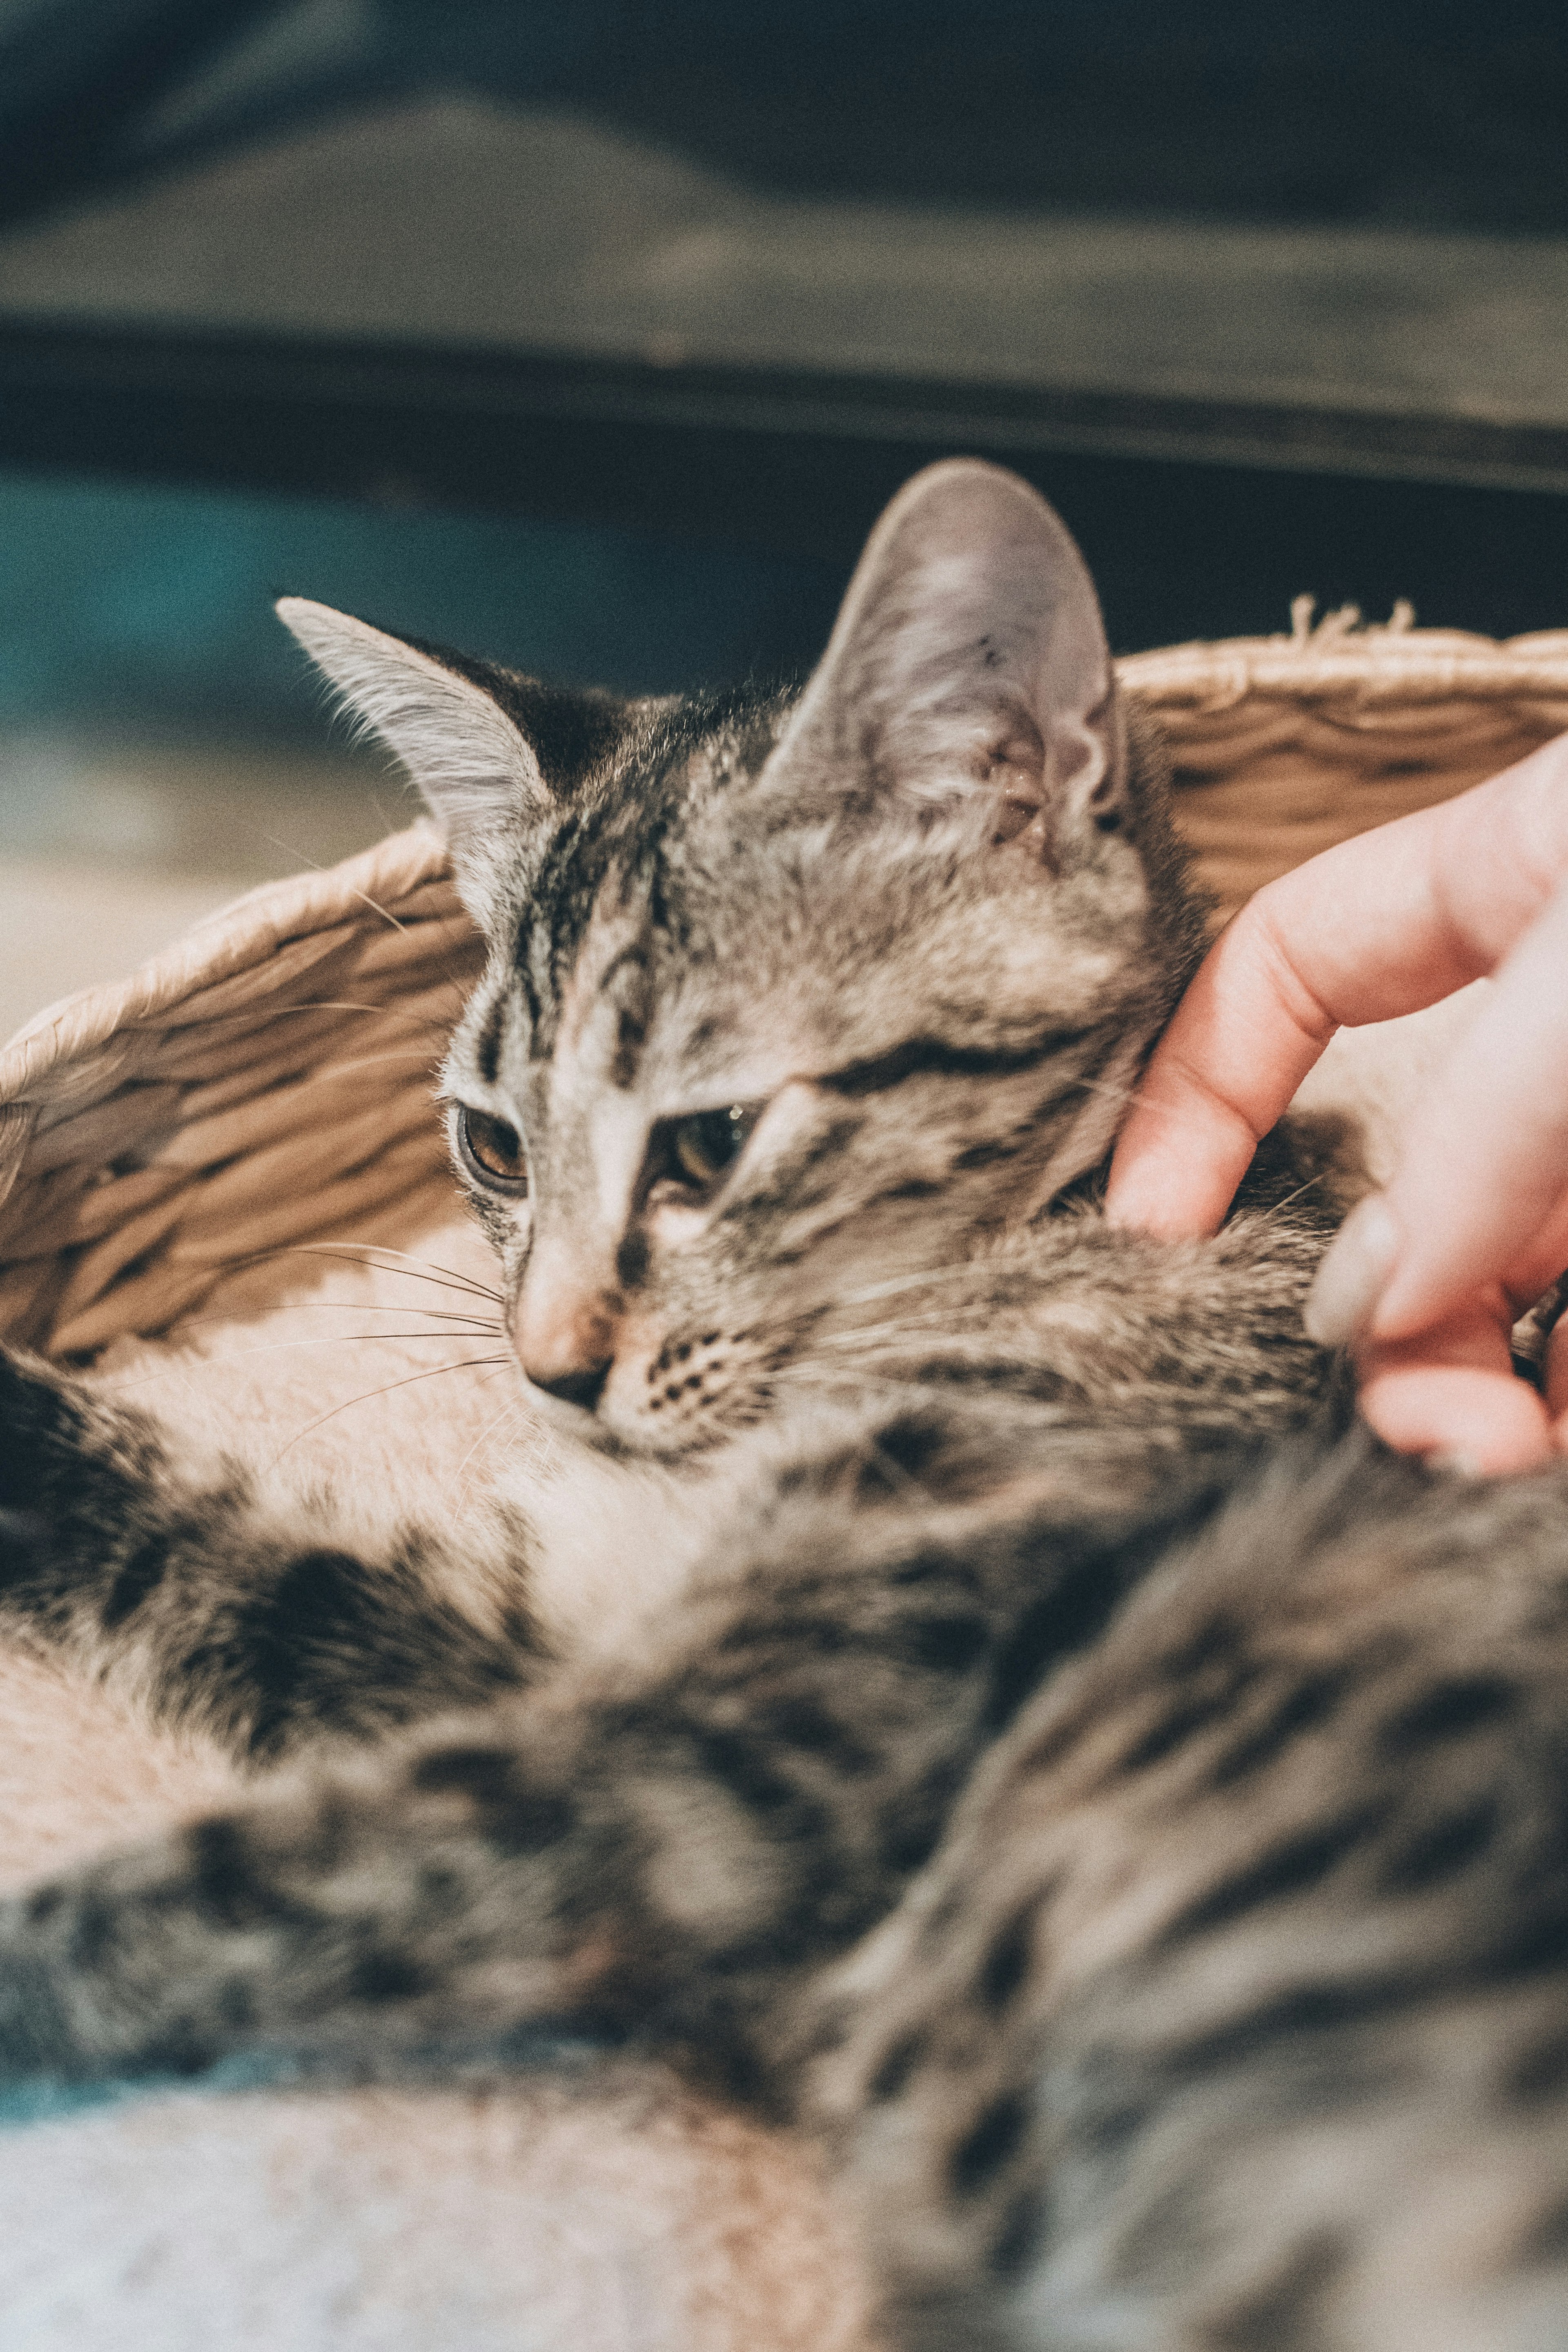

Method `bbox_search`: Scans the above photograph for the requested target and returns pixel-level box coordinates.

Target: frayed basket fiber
[2,611,1567,1362]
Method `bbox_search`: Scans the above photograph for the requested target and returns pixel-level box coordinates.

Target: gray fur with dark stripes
[2,461,1564,2349]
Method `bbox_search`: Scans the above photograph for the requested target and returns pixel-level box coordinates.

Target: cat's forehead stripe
[514,684,793,1046]
[474,992,508,1087]
[597,942,654,1091]
[518,817,665,1056]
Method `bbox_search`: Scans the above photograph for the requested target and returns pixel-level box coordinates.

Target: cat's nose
[526,1356,611,1412]
[516,1259,617,1413]
[519,1319,614,1410]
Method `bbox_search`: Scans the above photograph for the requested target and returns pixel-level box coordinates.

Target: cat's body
[0,461,1563,2349]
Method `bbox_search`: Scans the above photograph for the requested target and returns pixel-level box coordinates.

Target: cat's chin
[599,1413,748,1466]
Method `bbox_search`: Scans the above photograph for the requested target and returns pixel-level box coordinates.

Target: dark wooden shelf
[4,99,1568,499]
[3,100,1567,647]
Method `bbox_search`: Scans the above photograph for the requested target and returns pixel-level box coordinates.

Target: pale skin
[1106,731,1568,1476]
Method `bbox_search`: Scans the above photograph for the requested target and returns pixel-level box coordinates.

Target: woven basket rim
[1118,615,1568,707]
[0,820,450,1105]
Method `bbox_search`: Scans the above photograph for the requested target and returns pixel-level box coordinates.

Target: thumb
[1303,1195,1401,1347]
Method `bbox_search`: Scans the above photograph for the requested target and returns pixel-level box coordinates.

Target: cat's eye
[668,1104,757,1191]
[456,1105,529,1194]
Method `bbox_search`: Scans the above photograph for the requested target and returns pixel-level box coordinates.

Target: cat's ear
[276,597,549,917]
[769,459,1125,860]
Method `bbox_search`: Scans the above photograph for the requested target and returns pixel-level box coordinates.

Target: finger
[1107,810,1462,1238]
[1105,891,1343,1237]
[1307,1177,1568,1356]
[1355,876,1568,1346]
[1109,731,1568,1240]
[1495,1190,1568,1327]
[1357,1311,1555,1474]
[1545,1314,1568,1425]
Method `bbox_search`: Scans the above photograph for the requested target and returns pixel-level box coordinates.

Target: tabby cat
[2,461,1565,2350]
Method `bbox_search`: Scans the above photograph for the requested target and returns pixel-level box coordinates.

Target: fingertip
[1303,1196,1399,1346]
[1359,1363,1554,1476]
[1102,1129,1169,1232]
[1104,1105,1242,1238]
[1102,1154,1228,1239]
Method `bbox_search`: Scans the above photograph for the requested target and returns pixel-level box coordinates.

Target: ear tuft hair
[276,597,550,918]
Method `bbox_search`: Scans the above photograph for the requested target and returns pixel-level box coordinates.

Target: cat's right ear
[276,598,549,924]
[763,460,1126,867]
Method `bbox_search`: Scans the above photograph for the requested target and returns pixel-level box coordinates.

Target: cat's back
[815,1436,1568,2350]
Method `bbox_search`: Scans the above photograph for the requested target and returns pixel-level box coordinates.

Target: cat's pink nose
[516,1265,617,1412]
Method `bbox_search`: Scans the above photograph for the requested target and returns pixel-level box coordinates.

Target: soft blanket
[0,1222,874,2352]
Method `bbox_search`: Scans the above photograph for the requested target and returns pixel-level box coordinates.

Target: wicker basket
[3,610,1566,1363]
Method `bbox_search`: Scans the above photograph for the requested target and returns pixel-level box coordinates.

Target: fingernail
[1304,1195,1400,1346]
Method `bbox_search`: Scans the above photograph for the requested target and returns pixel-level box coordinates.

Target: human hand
[1106,731,1568,1473]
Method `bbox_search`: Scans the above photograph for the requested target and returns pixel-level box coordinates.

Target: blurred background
[1,0,1566,1030]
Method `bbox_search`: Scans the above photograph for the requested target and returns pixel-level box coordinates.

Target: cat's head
[280,461,1203,1455]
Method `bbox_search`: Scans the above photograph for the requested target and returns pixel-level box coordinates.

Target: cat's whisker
[236,1329,503,1358]
[252,1243,505,1305]
[833,1262,1000,1309]
[97,1329,504,1395]
[358,779,401,838]
[263,1355,514,1470]
[314,739,487,998]
[450,1387,530,1519]
[252,1294,505,1332]
[301,1241,506,1300]
[156,1298,503,1342]
[262,812,479,1005]
[1254,1168,1332,1220]
[793,1299,1015,1354]
[239,1004,439,1041]
[309,1045,445,1077]
[285,999,456,1035]
[259,838,415,938]
[321,1243,506,1299]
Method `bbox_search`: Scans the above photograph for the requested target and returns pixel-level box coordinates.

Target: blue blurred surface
[0,466,844,735]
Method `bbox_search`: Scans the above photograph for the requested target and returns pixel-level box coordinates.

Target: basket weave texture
[1120,606,1568,918]
[0,824,480,1356]
[3,613,1566,1362]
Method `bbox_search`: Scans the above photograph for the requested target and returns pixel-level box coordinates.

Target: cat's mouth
[516,1322,784,1461]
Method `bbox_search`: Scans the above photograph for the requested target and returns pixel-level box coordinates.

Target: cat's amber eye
[668,1104,756,1191]
[456,1105,529,1194]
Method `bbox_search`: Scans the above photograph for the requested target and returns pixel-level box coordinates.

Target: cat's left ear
[276,597,552,922]
[768,459,1125,860]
